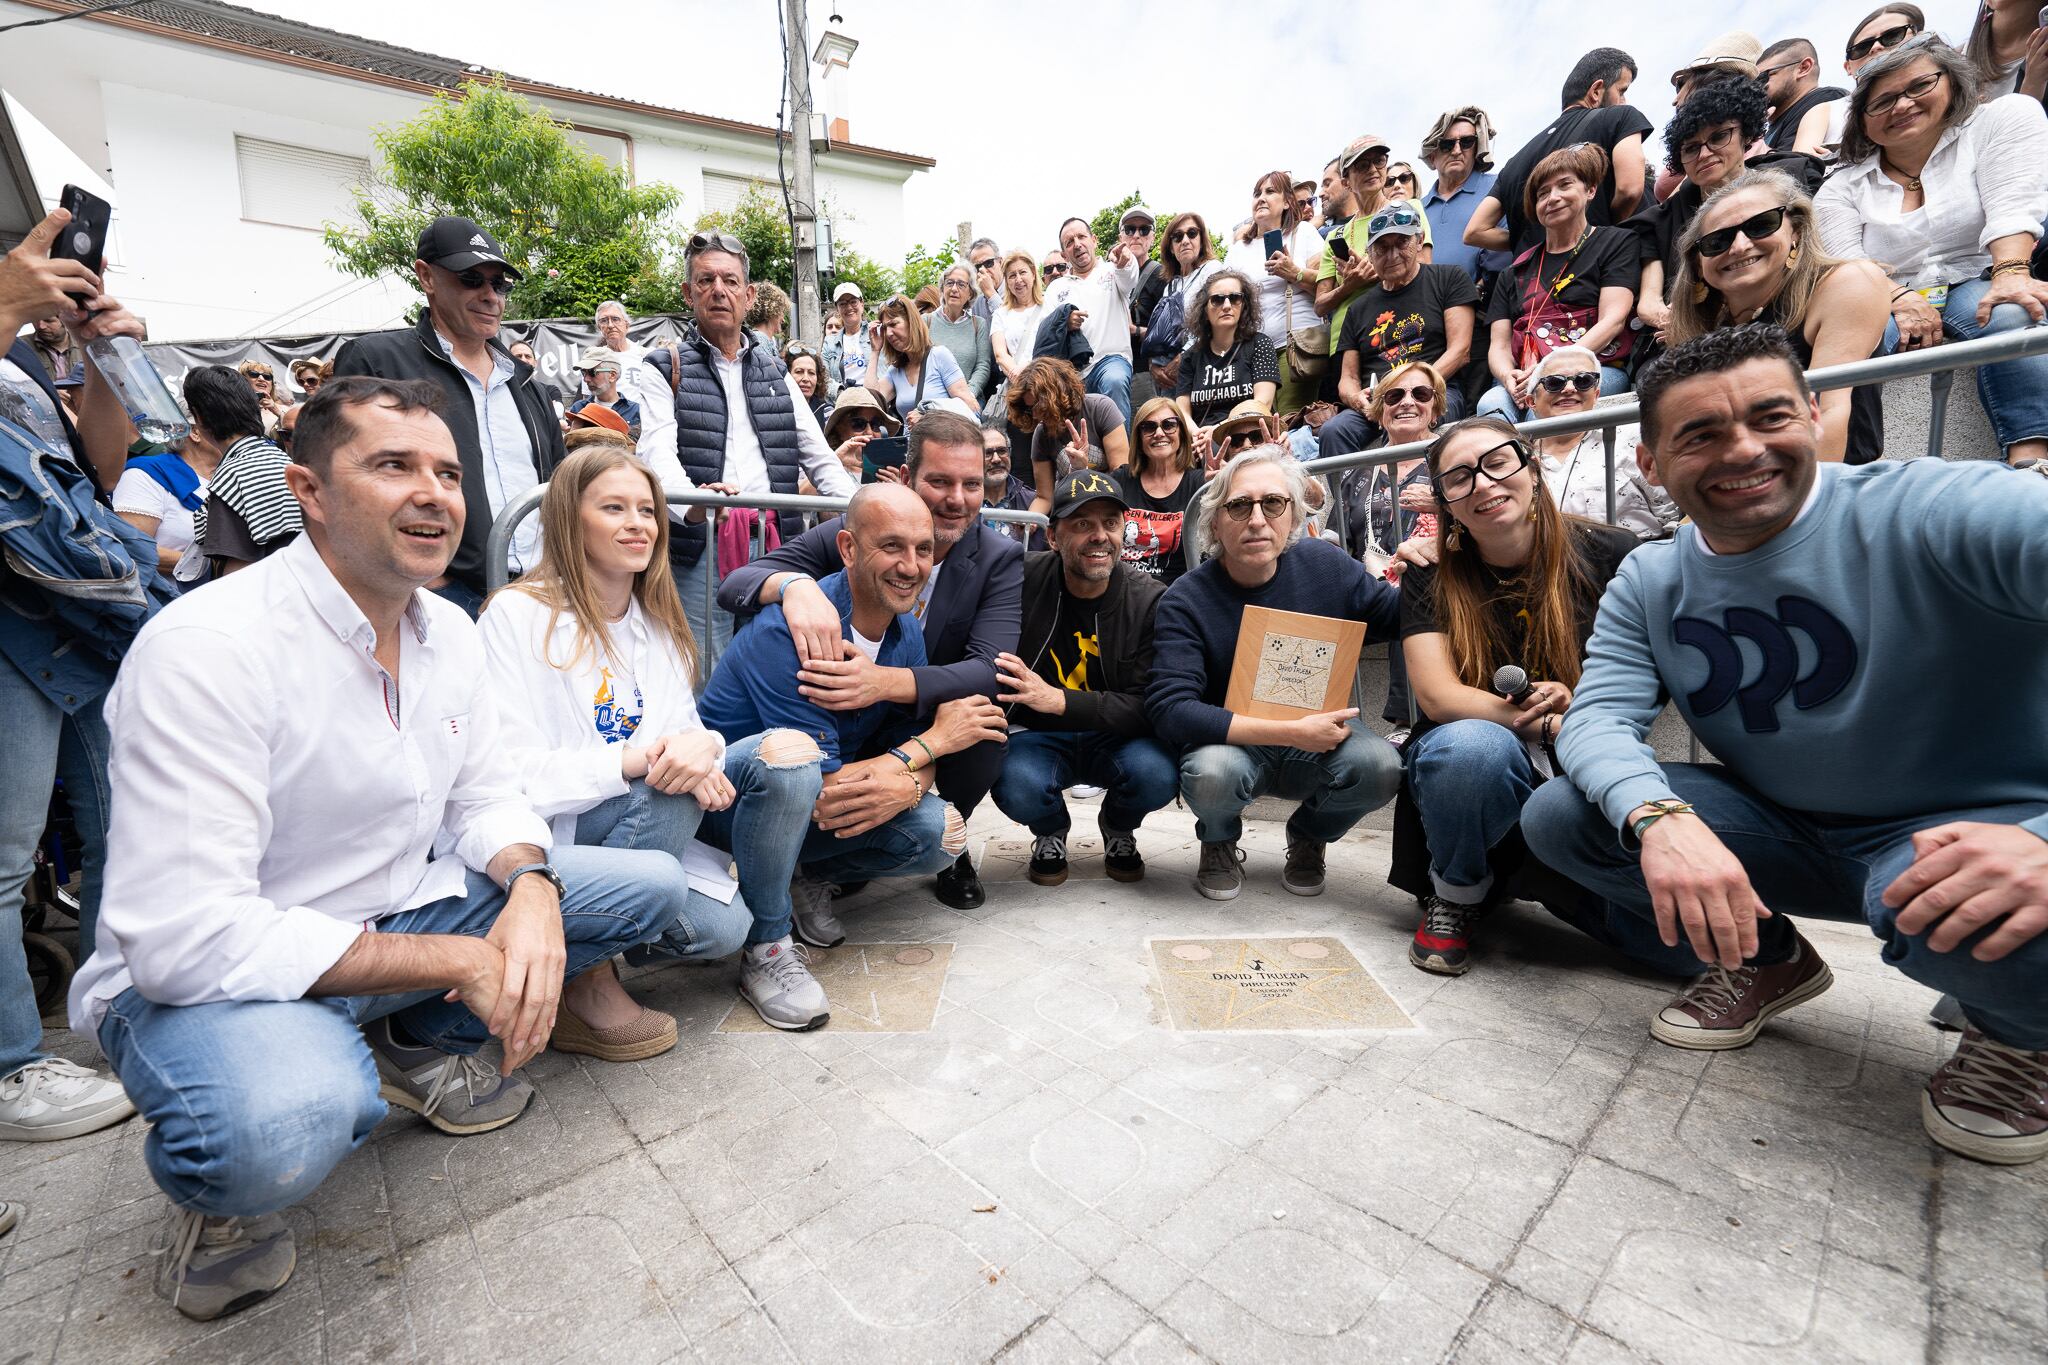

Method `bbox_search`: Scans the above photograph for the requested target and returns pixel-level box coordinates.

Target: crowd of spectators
[3,8,2048,1325]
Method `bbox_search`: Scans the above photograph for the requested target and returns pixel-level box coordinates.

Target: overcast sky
[33,0,1989,260]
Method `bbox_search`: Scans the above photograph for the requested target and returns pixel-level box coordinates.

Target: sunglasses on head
[1136,416,1183,436]
[1436,134,1479,153]
[1221,492,1290,521]
[1847,22,1917,61]
[687,229,747,257]
[1377,384,1436,406]
[455,269,515,295]
[1537,372,1599,395]
[1694,206,1788,258]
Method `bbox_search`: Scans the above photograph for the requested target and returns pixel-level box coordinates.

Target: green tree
[689,184,795,297]
[901,240,958,298]
[1088,189,1147,256]
[829,245,900,305]
[323,79,679,320]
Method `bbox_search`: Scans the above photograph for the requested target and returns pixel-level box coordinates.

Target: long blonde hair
[877,293,933,369]
[999,248,1044,308]
[1668,171,1846,344]
[495,441,700,684]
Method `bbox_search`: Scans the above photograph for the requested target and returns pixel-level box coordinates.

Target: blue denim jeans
[95,842,681,1218]
[1941,276,2048,455]
[991,730,1179,836]
[1521,764,2048,1048]
[0,660,110,1079]
[1477,365,1629,422]
[1404,719,1542,904]
[1179,726,1401,845]
[575,779,750,961]
[676,552,737,673]
[798,791,958,885]
[1085,354,1134,429]
[695,730,825,946]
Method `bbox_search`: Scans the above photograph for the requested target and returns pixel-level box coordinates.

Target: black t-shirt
[1034,588,1103,694]
[1111,465,1205,585]
[1397,521,1638,736]
[1491,104,1655,255]
[1336,264,1481,383]
[1486,226,1640,360]
[1030,393,1125,473]
[1172,332,1281,428]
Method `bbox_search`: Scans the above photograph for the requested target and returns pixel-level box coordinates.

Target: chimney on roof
[812,25,858,144]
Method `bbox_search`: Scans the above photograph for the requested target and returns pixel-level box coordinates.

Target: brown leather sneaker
[1282,837,1326,897]
[1921,1028,2048,1165]
[1649,930,1833,1051]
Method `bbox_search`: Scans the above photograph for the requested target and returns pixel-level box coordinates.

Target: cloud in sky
[57,0,1957,258]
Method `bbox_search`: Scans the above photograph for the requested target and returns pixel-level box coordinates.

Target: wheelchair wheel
[24,932,73,1019]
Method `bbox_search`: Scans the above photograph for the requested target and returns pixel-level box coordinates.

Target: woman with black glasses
[1393,416,1640,977]
[1170,269,1279,466]
[1793,5,1924,156]
[1816,36,2048,465]
[1114,397,1208,585]
[1526,347,1677,536]
[1670,171,1895,462]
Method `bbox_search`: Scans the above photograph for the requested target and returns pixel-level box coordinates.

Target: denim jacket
[0,414,174,712]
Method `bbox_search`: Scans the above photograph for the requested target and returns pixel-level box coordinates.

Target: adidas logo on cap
[469,233,488,247]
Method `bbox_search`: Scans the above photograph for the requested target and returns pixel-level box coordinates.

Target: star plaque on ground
[1148,936,1414,1033]
[717,943,953,1034]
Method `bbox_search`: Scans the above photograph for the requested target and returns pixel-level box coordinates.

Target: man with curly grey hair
[1147,445,1403,901]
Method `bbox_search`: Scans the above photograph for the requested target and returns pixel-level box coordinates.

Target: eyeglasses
[1376,384,1436,406]
[1678,124,1743,162]
[455,269,515,295]
[1136,417,1183,436]
[984,445,1011,460]
[1436,134,1479,153]
[1042,262,1069,277]
[943,277,971,290]
[1170,227,1204,243]
[1694,206,1789,257]
[1122,222,1153,236]
[1866,69,1946,117]
[1536,372,1599,395]
[1221,492,1291,521]
[1847,23,1917,61]
[1207,292,1246,309]
[1433,439,1532,501]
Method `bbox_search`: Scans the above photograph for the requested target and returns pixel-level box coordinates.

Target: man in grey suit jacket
[719,409,1024,910]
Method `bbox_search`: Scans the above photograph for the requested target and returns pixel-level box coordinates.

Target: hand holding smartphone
[860,434,909,482]
[49,184,112,309]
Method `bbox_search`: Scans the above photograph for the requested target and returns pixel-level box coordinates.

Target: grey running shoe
[1283,837,1327,896]
[790,874,846,948]
[739,937,831,1031]
[153,1203,296,1321]
[0,1057,136,1142]
[1196,841,1245,900]
[365,1018,532,1135]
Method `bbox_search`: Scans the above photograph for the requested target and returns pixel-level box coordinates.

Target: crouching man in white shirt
[68,377,688,1323]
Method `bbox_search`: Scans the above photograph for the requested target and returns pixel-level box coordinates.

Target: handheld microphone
[1492,664,1533,706]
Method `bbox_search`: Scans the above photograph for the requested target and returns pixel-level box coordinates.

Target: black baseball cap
[416,216,522,277]
[1050,469,1129,521]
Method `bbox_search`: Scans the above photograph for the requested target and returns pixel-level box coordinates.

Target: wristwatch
[506,861,566,899]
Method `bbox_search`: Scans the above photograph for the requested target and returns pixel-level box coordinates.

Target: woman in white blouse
[988,249,1044,394]
[1220,170,1325,415]
[1814,36,2048,465]
[480,441,833,1041]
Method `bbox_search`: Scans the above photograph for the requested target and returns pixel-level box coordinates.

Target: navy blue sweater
[1147,537,1400,750]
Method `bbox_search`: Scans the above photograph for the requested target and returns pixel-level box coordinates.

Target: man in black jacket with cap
[331,216,566,614]
[990,470,1177,886]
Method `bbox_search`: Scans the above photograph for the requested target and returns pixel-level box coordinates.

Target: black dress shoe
[934,851,985,909]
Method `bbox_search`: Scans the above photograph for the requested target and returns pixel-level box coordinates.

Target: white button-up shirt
[637,343,855,500]
[434,330,542,572]
[1815,94,2048,289]
[70,534,551,1034]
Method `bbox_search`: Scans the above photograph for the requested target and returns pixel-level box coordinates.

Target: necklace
[1880,156,1923,193]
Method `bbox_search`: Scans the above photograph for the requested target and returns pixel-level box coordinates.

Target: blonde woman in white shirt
[481,439,833,1037]
[1814,35,2048,464]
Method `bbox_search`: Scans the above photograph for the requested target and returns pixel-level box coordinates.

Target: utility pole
[785,0,822,347]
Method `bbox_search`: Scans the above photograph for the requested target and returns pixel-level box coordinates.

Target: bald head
[839,483,935,623]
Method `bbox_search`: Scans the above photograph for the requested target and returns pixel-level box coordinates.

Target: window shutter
[702,170,773,215]
[235,136,371,230]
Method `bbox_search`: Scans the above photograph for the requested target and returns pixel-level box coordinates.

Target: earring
[1528,499,1539,523]
[1784,242,1799,271]
[1691,280,1709,304]
[1444,522,1461,550]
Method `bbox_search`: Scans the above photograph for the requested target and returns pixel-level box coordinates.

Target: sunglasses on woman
[1136,417,1183,436]
[1436,134,1479,153]
[1207,291,1246,309]
[1220,492,1291,521]
[1432,439,1532,501]
[1694,206,1789,258]
[841,415,886,435]
[1386,173,1416,187]
[1220,429,1263,453]
[1536,372,1599,395]
[455,269,515,295]
[1377,384,1436,406]
[1170,227,1203,243]
[1847,22,1917,61]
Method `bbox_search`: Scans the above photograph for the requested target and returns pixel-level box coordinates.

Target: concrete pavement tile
[992,1314,1102,1363]
[761,1262,1041,1365]
[691,1305,797,1364]
[1463,1283,1583,1358]
[1105,1320,1211,1364]
[1098,1237,1195,1313]
[1930,1161,2048,1330]
[1056,1277,1154,1357]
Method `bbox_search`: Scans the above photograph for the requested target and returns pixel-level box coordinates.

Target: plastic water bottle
[84,335,190,446]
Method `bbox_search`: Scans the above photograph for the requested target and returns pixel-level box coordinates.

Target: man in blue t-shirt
[1522,325,2048,1166]
[1148,446,1402,902]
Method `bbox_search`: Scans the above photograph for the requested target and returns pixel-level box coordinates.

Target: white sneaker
[0,1058,138,1142]
[1066,784,1106,800]
[740,937,831,1031]
[789,875,845,949]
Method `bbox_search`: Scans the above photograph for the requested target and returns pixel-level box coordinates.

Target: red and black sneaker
[1409,896,1478,976]
[1922,1028,2048,1166]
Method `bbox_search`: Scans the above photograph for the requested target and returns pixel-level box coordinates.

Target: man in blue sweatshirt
[1521,325,2048,1166]
[698,484,1006,975]
[1148,446,1404,900]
